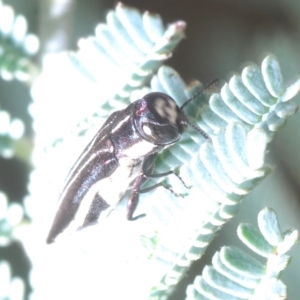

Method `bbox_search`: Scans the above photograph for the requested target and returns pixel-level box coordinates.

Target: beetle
[46,85,214,244]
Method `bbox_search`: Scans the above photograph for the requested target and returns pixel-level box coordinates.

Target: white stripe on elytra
[59,114,130,206]
[72,157,143,228]
[61,113,118,191]
[58,123,114,204]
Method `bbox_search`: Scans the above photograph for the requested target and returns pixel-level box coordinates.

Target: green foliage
[0,0,39,81]
[0,107,24,158]
[0,190,24,246]
[186,208,299,300]
[0,260,24,299]
[146,55,299,299]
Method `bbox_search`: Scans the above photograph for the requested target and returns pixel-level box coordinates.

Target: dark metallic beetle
[46,90,211,244]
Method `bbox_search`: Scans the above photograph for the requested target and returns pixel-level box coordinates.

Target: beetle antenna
[180,119,210,139]
[180,79,218,139]
[180,78,218,110]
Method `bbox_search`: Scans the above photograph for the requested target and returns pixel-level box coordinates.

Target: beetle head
[133,92,188,146]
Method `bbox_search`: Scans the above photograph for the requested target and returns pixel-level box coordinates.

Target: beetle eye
[134,92,188,146]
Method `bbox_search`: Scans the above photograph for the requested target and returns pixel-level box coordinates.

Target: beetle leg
[127,154,190,221]
[141,161,191,196]
[142,153,190,189]
[81,194,110,228]
[127,154,158,220]
[138,182,183,197]
[127,173,147,221]
[127,175,187,221]
[145,169,191,189]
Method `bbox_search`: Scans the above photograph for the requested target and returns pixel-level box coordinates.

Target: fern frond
[147,55,299,298]
[74,3,186,110]
[186,208,299,300]
[36,3,186,149]
[0,0,39,81]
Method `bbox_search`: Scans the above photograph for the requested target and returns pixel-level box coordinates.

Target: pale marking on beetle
[111,115,130,134]
[58,146,112,205]
[154,97,178,125]
[68,157,143,232]
[122,139,155,158]
[142,125,152,137]
[56,126,154,237]
[60,121,114,199]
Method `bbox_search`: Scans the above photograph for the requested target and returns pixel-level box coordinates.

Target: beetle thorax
[110,104,160,159]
